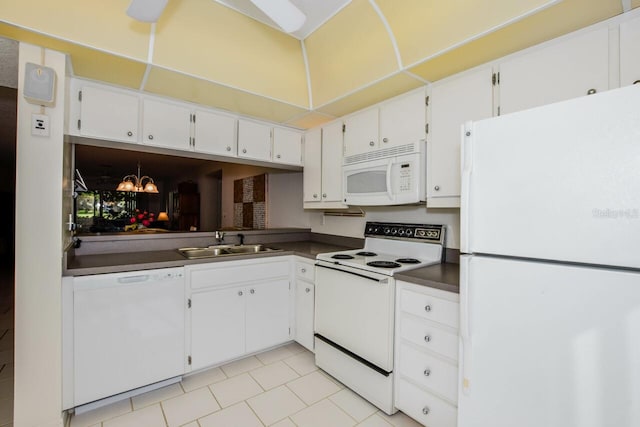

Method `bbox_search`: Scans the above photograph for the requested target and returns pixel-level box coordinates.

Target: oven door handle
[315,263,388,283]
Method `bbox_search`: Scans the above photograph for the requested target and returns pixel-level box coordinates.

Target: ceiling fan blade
[250,0,306,33]
[126,0,169,23]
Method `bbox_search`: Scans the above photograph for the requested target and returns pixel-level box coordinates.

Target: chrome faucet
[214,231,225,244]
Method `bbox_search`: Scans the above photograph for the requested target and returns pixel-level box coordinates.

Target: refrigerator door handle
[460,121,473,253]
[459,255,472,396]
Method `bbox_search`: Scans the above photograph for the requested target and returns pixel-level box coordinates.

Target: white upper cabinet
[620,15,640,87]
[78,85,139,144]
[303,128,322,203]
[193,109,237,156]
[379,88,426,150]
[343,88,427,158]
[238,119,272,161]
[303,120,347,208]
[499,27,610,115]
[272,127,303,165]
[343,107,378,158]
[142,98,192,151]
[427,67,494,207]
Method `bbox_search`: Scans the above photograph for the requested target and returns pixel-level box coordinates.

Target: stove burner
[356,251,377,257]
[332,254,355,260]
[396,258,421,264]
[367,261,401,268]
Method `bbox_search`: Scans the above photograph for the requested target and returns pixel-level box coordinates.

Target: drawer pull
[422,406,430,415]
[424,304,432,312]
[424,335,432,343]
[423,368,431,377]
[305,287,311,293]
[301,268,307,273]
[238,291,243,296]
[250,289,255,294]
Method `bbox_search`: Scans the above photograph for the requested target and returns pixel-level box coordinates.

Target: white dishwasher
[73,267,185,407]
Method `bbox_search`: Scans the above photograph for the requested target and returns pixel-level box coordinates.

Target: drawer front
[400,316,458,361]
[398,343,458,402]
[189,260,290,289]
[396,379,457,427]
[400,289,459,328]
[295,260,315,281]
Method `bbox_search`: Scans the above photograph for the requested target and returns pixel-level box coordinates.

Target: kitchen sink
[178,244,281,259]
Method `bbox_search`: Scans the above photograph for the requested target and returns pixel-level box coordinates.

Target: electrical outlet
[31,113,50,137]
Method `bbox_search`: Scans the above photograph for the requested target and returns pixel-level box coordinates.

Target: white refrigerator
[459,84,640,427]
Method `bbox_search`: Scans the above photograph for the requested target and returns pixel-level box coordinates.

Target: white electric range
[314,222,446,414]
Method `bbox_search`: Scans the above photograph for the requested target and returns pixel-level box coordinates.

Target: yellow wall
[153,0,308,108]
[305,0,399,107]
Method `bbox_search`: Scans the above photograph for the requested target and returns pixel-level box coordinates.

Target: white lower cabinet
[187,258,292,371]
[394,280,459,427]
[293,258,315,351]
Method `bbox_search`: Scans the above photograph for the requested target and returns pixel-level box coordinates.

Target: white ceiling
[214,0,352,39]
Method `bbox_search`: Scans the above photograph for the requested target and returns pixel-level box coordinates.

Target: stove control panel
[364,222,445,244]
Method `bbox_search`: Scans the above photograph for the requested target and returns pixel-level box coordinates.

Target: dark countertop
[66,237,460,293]
[65,240,355,276]
[395,262,460,294]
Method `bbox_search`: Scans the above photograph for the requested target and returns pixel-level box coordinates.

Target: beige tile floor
[70,342,423,427]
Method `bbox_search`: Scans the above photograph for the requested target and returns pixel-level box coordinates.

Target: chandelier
[116,162,159,193]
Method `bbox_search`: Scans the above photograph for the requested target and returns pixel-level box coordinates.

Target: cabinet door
[194,109,237,156]
[343,108,378,158]
[428,67,493,204]
[321,121,345,203]
[142,98,192,150]
[295,281,314,352]
[273,128,302,165]
[499,27,609,115]
[620,15,640,87]
[245,279,290,353]
[238,119,272,161]
[79,85,139,143]
[191,286,245,370]
[379,88,426,149]
[303,128,322,203]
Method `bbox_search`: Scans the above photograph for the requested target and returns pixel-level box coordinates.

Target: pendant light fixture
[116,162,159,193]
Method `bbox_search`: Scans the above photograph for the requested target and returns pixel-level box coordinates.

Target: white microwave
[343,151,426,206]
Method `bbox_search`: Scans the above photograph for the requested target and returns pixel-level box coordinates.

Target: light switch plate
[31,113,50,137]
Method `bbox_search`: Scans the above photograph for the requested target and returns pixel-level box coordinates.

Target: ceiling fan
[126,0,306,33]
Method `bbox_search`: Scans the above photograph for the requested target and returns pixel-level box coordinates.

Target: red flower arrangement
[127,209,155,230]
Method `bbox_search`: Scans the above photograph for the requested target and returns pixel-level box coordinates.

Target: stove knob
[391,228,398,235]
[398,228,405,235]
[384,227,391,234]
[405,229,413,237]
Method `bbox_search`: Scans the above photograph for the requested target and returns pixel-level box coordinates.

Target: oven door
[314,261,395,372]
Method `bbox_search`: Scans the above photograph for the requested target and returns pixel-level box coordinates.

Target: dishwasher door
[73,267,185,406]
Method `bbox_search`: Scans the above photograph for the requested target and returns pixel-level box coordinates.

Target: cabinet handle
[382,137,388,143]
[305,287,310,293]
[301,268,307,273]
[424,368,431,377]
[250,289,255,294]
[148,134,154,140]
[313,194,318,199]
[238,291,243,296]
[634,80,640,85]
[424,335,432,343]
[422,406,430,415]
[424,304,432,312]
[127,131,133,137]
[242,148,247,154]
[369,141,375,147]
[322,193,327,198]
[433,186,440,191]
[276,154,281,159]
[226,146,231,151]
[587,88,597,95]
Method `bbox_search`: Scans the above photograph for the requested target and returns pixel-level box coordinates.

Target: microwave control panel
[398,163,412,192]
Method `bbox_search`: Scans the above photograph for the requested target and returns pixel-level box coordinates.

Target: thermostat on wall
[23,62,56,107]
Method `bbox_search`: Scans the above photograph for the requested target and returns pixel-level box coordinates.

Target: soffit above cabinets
[0,0,634,129]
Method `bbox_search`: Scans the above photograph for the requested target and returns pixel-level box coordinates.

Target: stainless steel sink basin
[178,244,280,259]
